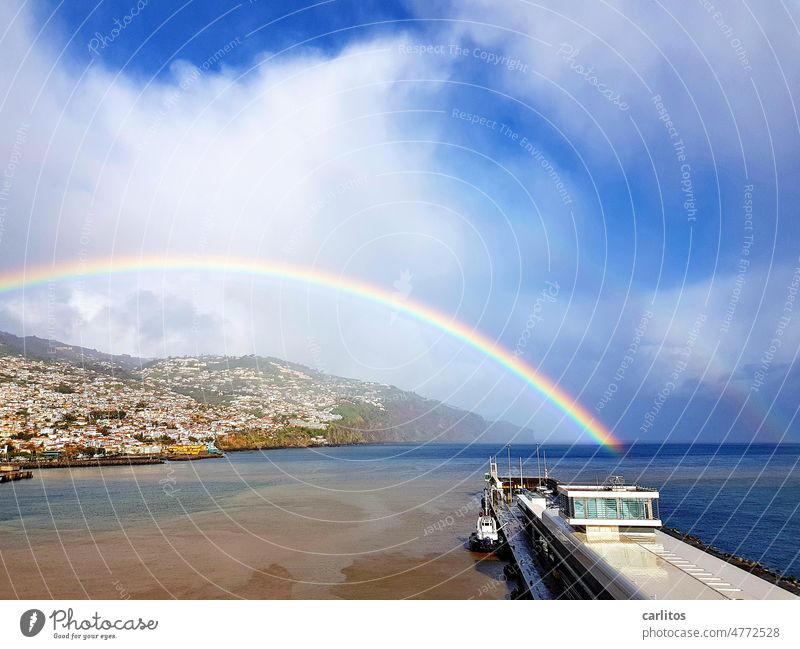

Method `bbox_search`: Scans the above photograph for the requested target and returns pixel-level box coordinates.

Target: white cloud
[0,1,539,426]
[2,1,798,443]
[443,0,799,171]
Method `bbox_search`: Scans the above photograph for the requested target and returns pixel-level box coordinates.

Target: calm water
[1,443,798,598]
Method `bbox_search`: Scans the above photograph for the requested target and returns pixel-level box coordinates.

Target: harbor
[474,455,800,600]
[1,442,798,600]
[2,445,226,470]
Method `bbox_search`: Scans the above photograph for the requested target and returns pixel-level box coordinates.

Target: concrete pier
[489,495,551,599]
[0,464,33,483]
[480,457,798,600]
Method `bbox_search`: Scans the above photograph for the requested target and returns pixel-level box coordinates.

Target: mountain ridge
[0,329,533,448]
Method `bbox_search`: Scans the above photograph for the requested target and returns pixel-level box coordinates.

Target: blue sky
[37,0,418,73]
[1,1,799,445]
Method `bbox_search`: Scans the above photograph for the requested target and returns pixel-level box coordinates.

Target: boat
[469,493,500,552]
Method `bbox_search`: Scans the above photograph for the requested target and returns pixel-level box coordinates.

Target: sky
[0,0,799,445]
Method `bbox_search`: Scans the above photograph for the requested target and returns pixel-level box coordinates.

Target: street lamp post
[506,444,512,502]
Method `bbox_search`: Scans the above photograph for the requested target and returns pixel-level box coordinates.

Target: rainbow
[0,255,622,449]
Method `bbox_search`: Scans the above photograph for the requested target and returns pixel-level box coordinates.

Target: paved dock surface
[491,497,551,599]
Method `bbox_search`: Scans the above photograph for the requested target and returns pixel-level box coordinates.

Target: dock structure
[482,457,799,601]
[482,456,554,599]
[489,495,551,599]
[0,464,33,483]
[19,456,165,469]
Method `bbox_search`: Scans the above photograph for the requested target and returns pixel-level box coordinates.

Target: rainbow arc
[0,255,622,450]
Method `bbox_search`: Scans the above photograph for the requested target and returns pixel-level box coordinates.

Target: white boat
[469,499,500,552]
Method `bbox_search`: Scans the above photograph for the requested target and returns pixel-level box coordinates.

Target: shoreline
[218,440,369,453]
[16,453,224,470]
[11,440,427,470]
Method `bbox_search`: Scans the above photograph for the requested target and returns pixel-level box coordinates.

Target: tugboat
[469,493,500,552]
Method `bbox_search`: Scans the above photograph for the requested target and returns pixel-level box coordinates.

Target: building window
[580,498,617,519]
[599,498,618,518]
[567,495,658,520]
[620,498,646,519]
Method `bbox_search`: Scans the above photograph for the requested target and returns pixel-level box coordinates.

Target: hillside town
[0,352,392,461]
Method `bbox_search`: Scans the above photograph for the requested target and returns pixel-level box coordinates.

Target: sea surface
[1,443,798,599]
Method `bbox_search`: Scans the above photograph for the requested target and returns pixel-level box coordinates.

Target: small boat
[469,512,499,552]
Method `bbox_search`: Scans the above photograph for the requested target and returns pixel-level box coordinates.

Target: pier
[0,464,33,483]
[489,493,551,599]
[18,456,165,470]
[479,457,799,601]
[14,452,224,470]
[479,459,556,598]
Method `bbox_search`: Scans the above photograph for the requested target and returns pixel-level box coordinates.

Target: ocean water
[0,443,797,598]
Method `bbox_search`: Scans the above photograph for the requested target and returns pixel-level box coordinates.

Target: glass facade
[619,499,647,518]
[567,495,657,520]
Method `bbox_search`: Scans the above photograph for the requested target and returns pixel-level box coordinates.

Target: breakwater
[18,456,164,469]
[0,466,33,483]
[16,453,224,470]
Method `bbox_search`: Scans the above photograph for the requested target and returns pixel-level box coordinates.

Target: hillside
[0,330,145,374]
[0,330,491,453]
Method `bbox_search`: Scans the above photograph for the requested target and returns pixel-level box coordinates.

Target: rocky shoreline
[662,527,800,595]
[216,439,370,453]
